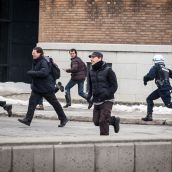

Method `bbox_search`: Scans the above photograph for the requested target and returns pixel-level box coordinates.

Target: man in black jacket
[18,47,68,127]
[142,54,172,121]
[63,48,87,108]
[87,52,120,135]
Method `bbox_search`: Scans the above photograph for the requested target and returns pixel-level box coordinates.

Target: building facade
[1,0,172,103]
[38,0,172,103]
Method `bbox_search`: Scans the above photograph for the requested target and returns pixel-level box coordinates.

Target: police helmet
[153,54,164,64]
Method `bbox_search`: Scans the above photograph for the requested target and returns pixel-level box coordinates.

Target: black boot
[58,118,68,127]
[57,82,64,92]
[0,101,6,107]
[4,104,12,117]
[142,114,153,121]
[110,116,120,133]
[63,94,71,108]
[18,118,31,126]
[55,82,64,93]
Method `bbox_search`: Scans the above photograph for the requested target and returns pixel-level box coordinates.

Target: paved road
[0,116,172,145]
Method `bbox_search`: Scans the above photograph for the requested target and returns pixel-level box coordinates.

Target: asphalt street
[0,116,172,143]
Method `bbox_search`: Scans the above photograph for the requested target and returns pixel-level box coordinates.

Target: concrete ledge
[0,142,172,172]
[55,144,94,172]
[13,145,53,172]
[38,42,172,53]
[135,142,172,172]
[0,147,11,172]
[95,143,134,172]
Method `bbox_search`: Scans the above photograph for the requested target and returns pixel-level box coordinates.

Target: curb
[1,112,171,126]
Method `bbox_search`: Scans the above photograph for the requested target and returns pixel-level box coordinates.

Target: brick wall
[39,0,172,44]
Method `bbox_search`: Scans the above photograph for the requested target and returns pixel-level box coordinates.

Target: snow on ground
[0,82,172,115]
[0,82,31,94]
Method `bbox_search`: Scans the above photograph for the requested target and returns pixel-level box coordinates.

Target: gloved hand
[143,76,147,86]
[88,97,93,109]
[88,101,93,109]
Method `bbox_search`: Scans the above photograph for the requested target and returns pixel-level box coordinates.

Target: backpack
[44,56,60,80]
[156,64,170,88]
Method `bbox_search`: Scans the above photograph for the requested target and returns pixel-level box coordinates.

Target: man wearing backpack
[18,47,68,127]
[63,48,87,108]
[142,54,172,121]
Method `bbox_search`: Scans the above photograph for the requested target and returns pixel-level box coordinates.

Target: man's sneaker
[58,118,68,127]
[18,118,31,126]
[4,104,12,117]
[36,104,44,110]
[114,117,120,133]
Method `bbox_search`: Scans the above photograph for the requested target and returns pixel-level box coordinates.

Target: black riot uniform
[143,61,172,121]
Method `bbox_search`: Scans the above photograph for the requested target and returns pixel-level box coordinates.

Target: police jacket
[87,61,118,103]
[27,56,55,93]
[144,63,172,90]
[66,57,87,81]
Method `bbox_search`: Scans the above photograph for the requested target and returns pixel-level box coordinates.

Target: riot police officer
[142,54,172,121]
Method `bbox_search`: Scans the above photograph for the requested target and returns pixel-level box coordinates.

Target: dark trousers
[93,101,113,135]
[37,97,43,105]
[65,79,86,98]
[147,89,172,114]
[37,95,57,105]
[26,91,67,122]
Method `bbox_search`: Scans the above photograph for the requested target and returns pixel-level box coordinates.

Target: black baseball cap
[89,51,103,58]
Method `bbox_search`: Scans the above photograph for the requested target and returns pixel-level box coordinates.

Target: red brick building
[39,0,172,45]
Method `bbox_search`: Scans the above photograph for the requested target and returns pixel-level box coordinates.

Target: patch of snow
[0,82,172,115]
[0,82,31,94]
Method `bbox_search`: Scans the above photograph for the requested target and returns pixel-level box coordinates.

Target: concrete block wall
[135,142,172,172]
[38,43,172,103]
[0,142,172,172]
[95,143,134,172]
[54,144,94,172]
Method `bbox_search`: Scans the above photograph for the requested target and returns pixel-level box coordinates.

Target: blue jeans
[65,79,86,98]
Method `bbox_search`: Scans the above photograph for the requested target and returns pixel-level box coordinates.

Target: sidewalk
[1,93,172,126]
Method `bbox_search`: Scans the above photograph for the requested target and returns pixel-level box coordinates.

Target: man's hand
[62,68,67,72]
[27,70,35,75]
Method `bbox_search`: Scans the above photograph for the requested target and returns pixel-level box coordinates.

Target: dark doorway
[0,0,39,82]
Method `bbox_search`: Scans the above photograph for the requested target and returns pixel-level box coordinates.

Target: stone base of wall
[1,141,172,172]
[38,42,172,103]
